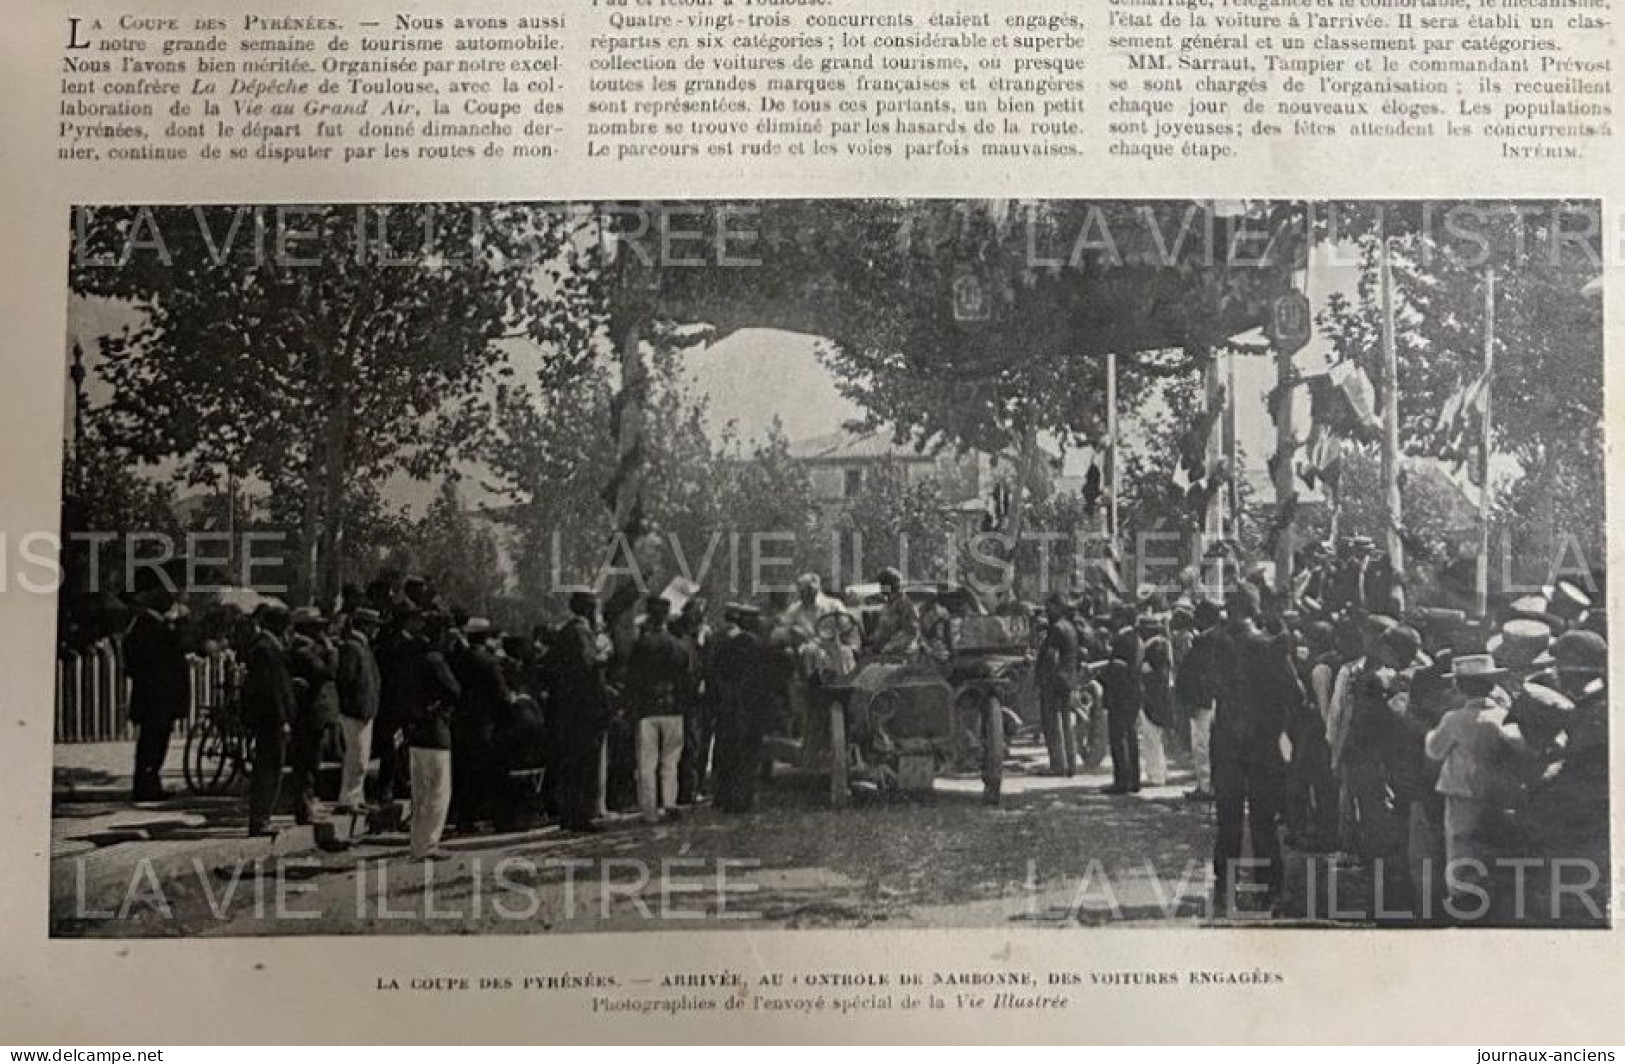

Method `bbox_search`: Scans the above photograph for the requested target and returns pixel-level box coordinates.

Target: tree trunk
[316,395,352,610]
[295,450,321,607]
[1378,233,1405,607]
[1005,425,1037,602]
[612,318,647,537]
[597,315,649,631]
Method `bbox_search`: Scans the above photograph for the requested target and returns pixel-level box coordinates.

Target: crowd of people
[219,575,809,859]
[1031,554,1609,922]
[116,546,1609,922]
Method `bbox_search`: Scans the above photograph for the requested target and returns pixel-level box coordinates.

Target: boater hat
[1512,682,1575,732]
[722,602,760,624]
[1545,579,1593,622]
[1508,594,1567,631]
[1487,618,1552,671]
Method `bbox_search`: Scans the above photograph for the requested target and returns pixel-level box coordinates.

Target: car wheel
[828,702,848,808]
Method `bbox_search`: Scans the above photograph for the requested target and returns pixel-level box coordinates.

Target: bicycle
[182,661,255,795]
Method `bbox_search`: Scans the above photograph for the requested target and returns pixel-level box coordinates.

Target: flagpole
[1201,348,1225,597]
[1225,345,1238,542]
[1475,267,1496,619]
[1106,350,1119,550]
[1378,232,1405,609]
[1275,304,1298,597]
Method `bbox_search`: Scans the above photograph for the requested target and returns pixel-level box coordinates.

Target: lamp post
[69,340,88,494]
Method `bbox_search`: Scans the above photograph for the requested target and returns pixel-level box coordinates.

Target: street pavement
[51,738,1376,935]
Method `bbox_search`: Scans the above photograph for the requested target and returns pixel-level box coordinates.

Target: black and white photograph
[49,198,1607,936]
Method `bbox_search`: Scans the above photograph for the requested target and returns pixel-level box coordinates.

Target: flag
[1434,369,1489,470]
[1297,422,1347,496]
[1306,363,1381,444]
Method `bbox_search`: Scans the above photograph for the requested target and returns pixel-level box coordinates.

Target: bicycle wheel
[181,718,206,794]
[185,716,235,796]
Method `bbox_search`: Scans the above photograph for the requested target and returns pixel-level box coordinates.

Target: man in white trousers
[1176,599,1223,801]
[335,607,383,813]
[401,608,461,860]
[625,595,696,823]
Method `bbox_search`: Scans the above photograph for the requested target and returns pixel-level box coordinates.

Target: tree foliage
[1315,200,1604,574]
[69,203,601,603]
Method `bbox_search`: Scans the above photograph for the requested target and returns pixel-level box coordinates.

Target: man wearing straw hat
[1425,654,1529,916]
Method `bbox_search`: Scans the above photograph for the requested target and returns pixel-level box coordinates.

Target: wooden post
[1006,424,1037,602]
[1274,327,1297,595]
[1199,346,1225,597]
[1378,233,1405,606]
[1224,345,1238,539]
[1475,267,1496,619]
[1106,351,1119,548]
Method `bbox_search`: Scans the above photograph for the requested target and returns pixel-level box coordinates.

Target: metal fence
[54,639,234,743]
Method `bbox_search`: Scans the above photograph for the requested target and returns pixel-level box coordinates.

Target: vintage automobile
[760,589,1012,805]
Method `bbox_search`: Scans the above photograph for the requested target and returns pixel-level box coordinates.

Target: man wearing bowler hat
[123,569,190,802]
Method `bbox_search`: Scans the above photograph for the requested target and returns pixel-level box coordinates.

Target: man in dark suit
[1036,593,1081,776]
[286,607,338,824]
[547,591,612,833]
[1101,603,1144,794]
[450,617,513,832]
[123,575,190,802]
[1211,584,1301,915]
[242,606,296,836]
[708,604,773,814]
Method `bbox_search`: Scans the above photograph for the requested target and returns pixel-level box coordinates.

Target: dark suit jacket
[1036,618,1080,697]
[1176,627,1214,711]
[625,627,697,719]
[706,628,774,728]
[241,632,296,733]
[546,617,610,735]
[289,635,340,725]
[1216,621,1301,749]
[455,644,512,724]
[124,611,190,725]
[1101,627,1143,716]
[337,631,381,722]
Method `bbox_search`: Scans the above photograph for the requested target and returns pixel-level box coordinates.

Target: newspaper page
[0,0,1620,1045]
